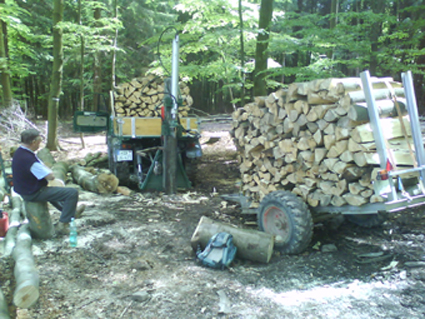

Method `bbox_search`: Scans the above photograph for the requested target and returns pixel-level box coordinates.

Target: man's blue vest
[12,147,47,195]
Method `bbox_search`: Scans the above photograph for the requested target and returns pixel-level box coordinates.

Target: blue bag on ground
[196,232,237,270]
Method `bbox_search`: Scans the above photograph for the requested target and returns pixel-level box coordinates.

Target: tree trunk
[0,8,13,109]
[46,0,64,151]
[76,0,86,149]
[12,224,40,309]
[93,6,102,112]
[190,216,274,263]
[24,201,54,239]
[238,0,246,107]
[70,164,118,194]
[253,0,274,97]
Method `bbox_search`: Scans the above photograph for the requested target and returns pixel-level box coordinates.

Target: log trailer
[73,34,202,192]
[227,70,425,255]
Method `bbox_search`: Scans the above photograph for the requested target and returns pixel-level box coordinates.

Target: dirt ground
[1,117,425,319]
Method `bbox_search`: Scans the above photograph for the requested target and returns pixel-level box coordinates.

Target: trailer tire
[258,191,313,255]
[346,213,387,228]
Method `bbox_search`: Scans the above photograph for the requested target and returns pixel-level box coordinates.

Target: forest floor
[1,116,425,319]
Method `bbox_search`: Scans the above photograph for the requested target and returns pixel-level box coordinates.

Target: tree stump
[12,224,39,309]
[24,201,54,239]
[190,216,274,263]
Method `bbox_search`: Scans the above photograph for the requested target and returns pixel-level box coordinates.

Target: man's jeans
[21,186,79,223]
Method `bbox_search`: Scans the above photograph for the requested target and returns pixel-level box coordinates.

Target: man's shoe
[55,222,70,236]
[75,204,86,219]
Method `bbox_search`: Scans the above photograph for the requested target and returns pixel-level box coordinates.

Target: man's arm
[31,162,54,181]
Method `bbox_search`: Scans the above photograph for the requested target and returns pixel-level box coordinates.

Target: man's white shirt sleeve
[31,162,52,180]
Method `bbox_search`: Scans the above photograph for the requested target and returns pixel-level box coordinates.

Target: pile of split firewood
[231,77,415,208]
[114,74,193,117]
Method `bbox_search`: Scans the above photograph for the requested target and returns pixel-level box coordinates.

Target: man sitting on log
[12,129,85,236]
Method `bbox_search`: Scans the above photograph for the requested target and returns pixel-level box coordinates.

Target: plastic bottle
[69,217,77,247]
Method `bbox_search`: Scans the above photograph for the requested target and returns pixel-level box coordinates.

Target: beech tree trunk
[12,224,40,309]
[190,216,274,263]
[0,288,11,319]
[37,148,69,186]
[37,147,56,168]
[70,164,118,194]
[46,0,64,151]
[4,190,24,256]
[24,201,54,239]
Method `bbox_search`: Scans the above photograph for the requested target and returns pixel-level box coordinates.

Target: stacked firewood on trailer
[231,77,416,209]
[113,74,193,117]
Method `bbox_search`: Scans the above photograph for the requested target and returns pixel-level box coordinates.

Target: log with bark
[70,165,119,194]
[4,190,25,256]
[114,74,193,117]
[230,76,416,209]
[24,201,54,240]
[47,161,70,187]
[36,147,56,168]
[0,288,11,319]
[190,216,274,263]
[12,223,40,309]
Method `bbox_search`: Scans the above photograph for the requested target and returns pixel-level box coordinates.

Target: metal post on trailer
[401,71,425,191]
[360,70,397,200]
[163,34,180,195]
[311,70,425,217]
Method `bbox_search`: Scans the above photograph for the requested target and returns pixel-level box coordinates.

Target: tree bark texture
[253,0,274,97]
[0,14,12,108]
[190,216,274,263]
[24,201,54,239]
[12,224,40,309]
[37,147,56,168]
[4,190,24,256]
[70,164,118,194]
[0,287,11,319]
[46,0,64,151]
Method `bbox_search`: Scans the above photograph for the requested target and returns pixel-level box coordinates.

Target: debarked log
[12,224,40,309]
[190,216,274,263]
[70,165,119,194]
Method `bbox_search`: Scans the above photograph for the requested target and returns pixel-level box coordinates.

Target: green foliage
[2,0,425,114]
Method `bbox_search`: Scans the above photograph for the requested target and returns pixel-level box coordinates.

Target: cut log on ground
[36,147,56,168]
[4,190,24,256]
[0,288,11,319]
[24,201,54,240]
[12,224,40,309]
[190,216,274,263]
[48,161,70,187]
[70,165,119,194]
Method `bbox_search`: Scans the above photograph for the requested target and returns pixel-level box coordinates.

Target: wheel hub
[264,205,291,242]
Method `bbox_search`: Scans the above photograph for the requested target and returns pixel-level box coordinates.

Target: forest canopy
[0,0,424,116]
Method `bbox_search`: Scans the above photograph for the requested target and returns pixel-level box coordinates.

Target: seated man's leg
[28,187,78,223]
